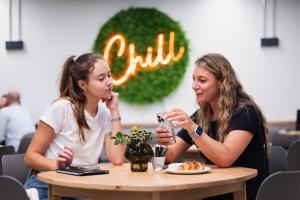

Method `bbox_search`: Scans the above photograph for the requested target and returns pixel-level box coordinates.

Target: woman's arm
[104,125,125,165]
[104,92,125,165]
[24,121,74,171]
[192,130,253,167]
[24,121,58,171]
[165,109,253,167]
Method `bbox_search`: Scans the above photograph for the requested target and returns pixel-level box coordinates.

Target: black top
[177,105,268,200]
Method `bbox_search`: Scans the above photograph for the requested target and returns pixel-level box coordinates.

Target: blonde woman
[156,53,269,200]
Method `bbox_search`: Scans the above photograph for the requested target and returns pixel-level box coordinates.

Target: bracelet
[111,116,121,122]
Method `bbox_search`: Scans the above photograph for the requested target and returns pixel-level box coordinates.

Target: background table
[38,163,257,200]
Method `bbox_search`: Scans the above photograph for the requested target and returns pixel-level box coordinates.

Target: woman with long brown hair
[24,53,125,200]
[156,53,269,200]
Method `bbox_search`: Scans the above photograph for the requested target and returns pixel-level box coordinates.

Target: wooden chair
[2,154,31,184]
[268,145,287,174]
[0,176,29,200]
[0,145,15,174]
[256,171,300,200]
[287,140,300,171]
[17,132,34,154]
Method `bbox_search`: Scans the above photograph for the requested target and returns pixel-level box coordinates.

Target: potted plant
[112,126,154,172]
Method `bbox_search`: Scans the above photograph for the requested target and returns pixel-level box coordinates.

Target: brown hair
[195,53,269,146]
[59,53,105,143]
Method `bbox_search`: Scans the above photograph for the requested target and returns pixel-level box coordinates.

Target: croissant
[177,161,204,171]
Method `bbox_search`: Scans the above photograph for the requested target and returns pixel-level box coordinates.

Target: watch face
[195,126,202,136]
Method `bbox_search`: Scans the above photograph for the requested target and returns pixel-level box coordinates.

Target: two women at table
[24,53,125,200]
[156,53,269,200]
[24,52,267,200]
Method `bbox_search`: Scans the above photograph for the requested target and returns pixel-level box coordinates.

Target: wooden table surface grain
[38,163,257,200]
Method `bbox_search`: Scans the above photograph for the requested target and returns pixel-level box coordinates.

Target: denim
[24,175,84,200]
[24,175,48,200]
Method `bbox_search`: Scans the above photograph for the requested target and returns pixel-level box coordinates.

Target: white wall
[0,0,299,124]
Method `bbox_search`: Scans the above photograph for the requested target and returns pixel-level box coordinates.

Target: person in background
[0,91,36,150]
[156,53,269,200]
[24,53,125,200]
[0,94,7,109]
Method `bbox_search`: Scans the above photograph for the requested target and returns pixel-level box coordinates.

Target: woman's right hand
[57,145,74,169]
[155,127,175,146]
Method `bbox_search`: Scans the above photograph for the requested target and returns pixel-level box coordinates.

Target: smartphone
[156,112,176,144]
[56,165,109,176]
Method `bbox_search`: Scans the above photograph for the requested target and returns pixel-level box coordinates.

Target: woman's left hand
[165,108,197,133]
[105,92,119,112]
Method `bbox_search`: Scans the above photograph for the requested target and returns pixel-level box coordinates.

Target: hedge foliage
[93,7,189,104]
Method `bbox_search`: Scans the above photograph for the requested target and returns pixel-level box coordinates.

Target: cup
[152,157,166,171]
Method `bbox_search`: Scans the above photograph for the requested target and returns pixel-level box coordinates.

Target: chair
[17,132,34,154]
[287,140,300,171]
[270,132,299,150]
[0,145,15,174]
[2,154,31,184]
[0,175,29,200]
[255,171,300,200]
[268,145,287,174]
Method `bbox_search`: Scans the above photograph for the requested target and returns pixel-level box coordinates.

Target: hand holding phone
[156,112,176,144]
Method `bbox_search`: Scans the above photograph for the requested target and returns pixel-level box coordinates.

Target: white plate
[166,163,211,175]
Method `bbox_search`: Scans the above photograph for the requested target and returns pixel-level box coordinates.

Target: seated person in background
[24,53,125,200]
[0,91,36,150]
[156,53,269,200]
[0,94,7,109]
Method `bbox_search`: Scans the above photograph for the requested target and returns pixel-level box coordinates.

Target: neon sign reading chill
[104,31,185,86]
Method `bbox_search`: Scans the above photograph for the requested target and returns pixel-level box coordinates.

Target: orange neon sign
[103,31,185,86]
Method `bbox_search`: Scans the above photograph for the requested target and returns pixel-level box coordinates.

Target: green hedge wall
[93,7,189,104]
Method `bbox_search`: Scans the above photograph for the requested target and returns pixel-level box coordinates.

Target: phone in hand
[156,112,176,144]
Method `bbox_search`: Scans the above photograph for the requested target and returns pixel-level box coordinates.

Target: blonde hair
[195,53,268,145]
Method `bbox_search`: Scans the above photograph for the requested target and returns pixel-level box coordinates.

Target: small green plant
[112,126,153,145]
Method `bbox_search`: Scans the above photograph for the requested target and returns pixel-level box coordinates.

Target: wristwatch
[190,126,203,138]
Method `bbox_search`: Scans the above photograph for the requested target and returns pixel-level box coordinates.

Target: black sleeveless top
[177,105,268,200]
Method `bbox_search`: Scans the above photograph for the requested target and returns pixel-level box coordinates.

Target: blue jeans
[24,174,83,200]
[24,175,48,200]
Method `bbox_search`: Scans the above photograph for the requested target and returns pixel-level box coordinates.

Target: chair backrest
[270,133,299,150]
[287,140,300,171]
[256,171,300,200]
[17,132,34,154]
[0,145,15,174]
[2,153,31,184]
[0,175,29,200]
[268,145,287,174]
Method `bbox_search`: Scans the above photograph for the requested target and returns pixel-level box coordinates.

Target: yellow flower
[131,126,138,132]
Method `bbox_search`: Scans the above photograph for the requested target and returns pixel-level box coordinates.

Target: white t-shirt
[40,99,111,165]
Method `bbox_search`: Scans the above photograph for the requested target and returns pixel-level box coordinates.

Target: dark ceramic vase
[125,143,154,172]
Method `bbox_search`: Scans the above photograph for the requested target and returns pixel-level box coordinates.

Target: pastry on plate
[177,161,204,171]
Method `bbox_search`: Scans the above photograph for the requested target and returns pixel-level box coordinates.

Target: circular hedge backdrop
[93,7,189,104]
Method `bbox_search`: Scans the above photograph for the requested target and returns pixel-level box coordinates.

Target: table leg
[233,182,246,200]
[48,184,61,200]
[152,192,160,200]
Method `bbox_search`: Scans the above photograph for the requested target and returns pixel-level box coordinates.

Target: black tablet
[56,165,109,176]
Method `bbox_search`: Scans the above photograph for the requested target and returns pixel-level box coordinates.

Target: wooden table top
[278,129,300,136]
[38,163,257,192]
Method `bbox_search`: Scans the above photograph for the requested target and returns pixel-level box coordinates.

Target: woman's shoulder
[47,98,73,110]
[234,102,258,117]
[231,102,261,126]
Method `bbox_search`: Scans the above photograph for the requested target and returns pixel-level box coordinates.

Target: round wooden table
[38,163,257,200]
[278,129,300,136]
